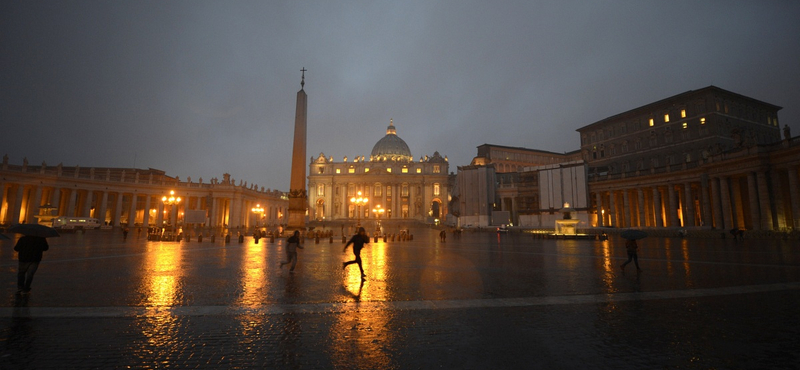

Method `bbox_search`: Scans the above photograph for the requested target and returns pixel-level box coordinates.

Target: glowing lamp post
[251,204,265,227]
[161,190,182,234]
[350,191,368,227]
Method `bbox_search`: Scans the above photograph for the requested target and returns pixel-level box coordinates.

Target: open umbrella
[620,229,648,240]
[7,224,60,238]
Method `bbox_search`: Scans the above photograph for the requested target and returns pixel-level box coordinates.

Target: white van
[52,217,101,230]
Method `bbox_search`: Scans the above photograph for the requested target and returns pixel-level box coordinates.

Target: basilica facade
[307,120,451,225]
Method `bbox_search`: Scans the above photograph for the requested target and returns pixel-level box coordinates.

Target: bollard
[225,234,231,243]
[270,235,275,243]
[238,234,244,243]
[330,236,334,243]
[186,235,191,242]
[383,235,387,242]
[342,236,347,243]
[374,236,378,243]
[198,235,203,242]
[315,236,320,244]
[211,235,216,242]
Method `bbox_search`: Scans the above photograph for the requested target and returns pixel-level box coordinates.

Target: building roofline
[575,86,783,133]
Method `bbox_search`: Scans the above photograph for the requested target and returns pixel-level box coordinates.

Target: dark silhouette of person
[620,239,642,272]
[280,230,304,272]
[122,228,129,240]
[14,235,49,294]
[343,227,370,279]
[439,229,446,242]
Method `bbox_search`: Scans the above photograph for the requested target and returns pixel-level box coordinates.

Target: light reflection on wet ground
[0,228,798,368]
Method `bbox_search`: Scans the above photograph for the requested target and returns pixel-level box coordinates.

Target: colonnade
[0,164,287,230]
[593,166,800,231]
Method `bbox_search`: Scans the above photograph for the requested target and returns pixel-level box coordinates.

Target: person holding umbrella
[620,229,646,273]
[9,224,58,295]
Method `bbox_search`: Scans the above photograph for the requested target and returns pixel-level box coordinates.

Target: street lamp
[251,204,265,227]
[350,190,368,227]
[161,190,182,238]
[372,205,384,233]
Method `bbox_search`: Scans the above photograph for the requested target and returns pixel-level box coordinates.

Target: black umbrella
[7,224,60,238]
[620,229,648,240]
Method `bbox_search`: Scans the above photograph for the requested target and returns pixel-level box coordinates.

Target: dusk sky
[2,1,799,192]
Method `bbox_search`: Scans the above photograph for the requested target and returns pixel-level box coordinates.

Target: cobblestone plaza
[1,228,799,369]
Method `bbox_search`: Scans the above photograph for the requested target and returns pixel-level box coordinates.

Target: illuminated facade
[579,86,800,231]
[0,156,287,231]
[307,120,451,224]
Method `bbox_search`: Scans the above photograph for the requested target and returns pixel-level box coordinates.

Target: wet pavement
[1,228,799,369]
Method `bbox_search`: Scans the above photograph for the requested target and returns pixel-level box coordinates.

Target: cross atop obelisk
[287,68,308,230]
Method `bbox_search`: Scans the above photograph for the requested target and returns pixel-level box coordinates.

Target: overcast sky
[2,1,799,191]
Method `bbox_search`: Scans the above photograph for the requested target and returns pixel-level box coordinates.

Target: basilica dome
[370,119,413,162]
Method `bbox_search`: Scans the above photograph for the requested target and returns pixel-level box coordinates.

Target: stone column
[66,189,77,217]
[652,187,663,227]
[142,195,151,228]
[746,172,761,230]
[770,170,786,229]
[788,167,800,229]
[113,193,123,227]
[710,178,722,229]
[595,192,604,227]
[719,177,733,230]
[155,201,164,227]
[10,185,24,224]
[83,190,94,217]
[756,171,773,230]
[128,193,138,227]
[211,197,218,227]
[637,188,645,227]
[608,191,616,227]
[700,175,712,227]
[0,181,5,224]
[98,191,108,225]
[28,186,43,224]
[683,183,695,227]
[668,185,679,227]
[51,188,62,217]
[622,190,631,228]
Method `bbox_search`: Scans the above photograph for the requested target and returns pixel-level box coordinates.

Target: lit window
[374,184,381,196]
[348,168,355,174]
[433,183,440,196]
[402,167,408,173]
[387,168,392,173]
[416,168,421,173]
[682,122,688,129]
[681,109,686,118]
[336,169,341,174]
[664,114,670,123]
[649,118,654,127]
[317,184,325,196]
[700,117,706,125]
[433,165,440,173]
[402,184,409,196]
[386,186,391,196]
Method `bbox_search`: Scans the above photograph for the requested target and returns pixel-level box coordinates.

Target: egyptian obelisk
[287,68,308,230]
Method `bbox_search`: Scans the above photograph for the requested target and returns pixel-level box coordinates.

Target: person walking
[280,230,304,272]
[14,235,50,295]
[343,227,369,280]
[620,238,642,272]
[439,229,447,242]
